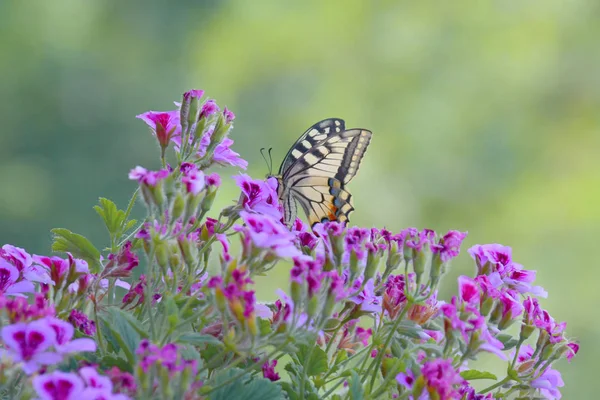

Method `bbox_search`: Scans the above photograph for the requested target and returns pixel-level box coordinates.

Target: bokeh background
[1,0,598,397]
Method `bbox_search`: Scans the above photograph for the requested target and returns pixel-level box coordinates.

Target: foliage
[0,90,578,399]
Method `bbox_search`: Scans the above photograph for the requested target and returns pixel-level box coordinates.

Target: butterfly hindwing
[292,177,354,227]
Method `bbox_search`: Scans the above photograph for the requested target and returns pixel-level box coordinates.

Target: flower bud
[201,187,218,213]
[155,242,170,273]
[307,295,319,318]
[247,314,258,336]
[480,296,495,317]
[519,322,536,342]
[364,249,381,283]
[170,193,186,221]
[412,247,427,284]
[291,280,303,308]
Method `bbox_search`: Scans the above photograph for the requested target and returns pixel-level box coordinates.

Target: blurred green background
[1,0,598,397]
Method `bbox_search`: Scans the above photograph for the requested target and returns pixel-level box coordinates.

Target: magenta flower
[531,368,564,399]
[79,366,113,392]
[234,174,281,219]
[199,99,219,120]
[223,107,235,124]
[421,358,465,400]
[440,300,468,340]
[1,319,62,374]
[395,370,415,390]
[234,211,302,258]
[45,317,97,354]
[205,172,222,187]
[262,359,280,381]
[290,257,323,297]
[355,327,372,346]
[128,166,169,186]
[497,289,524,326]
[348,279,382,314]
[180,162,205,195]
[468,243,513,274]
[1,244,51,283]
[69,309,96,336]
[33,371,85,400]
[432,230,468,263]
[458,275,480,306]
[104,241,139,278]
[0,293,55,323]
[136,110,180,148]
[0,259,35,296]
[566,342,579,362]
[501,262,548,298]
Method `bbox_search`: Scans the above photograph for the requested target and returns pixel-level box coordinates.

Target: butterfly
[267,118,372,229]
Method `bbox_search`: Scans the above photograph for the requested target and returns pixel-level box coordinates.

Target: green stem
[479,375,512,394]
[202,340,290,395]
[364,306,410,388]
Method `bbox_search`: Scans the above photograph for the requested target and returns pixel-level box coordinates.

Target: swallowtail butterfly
[269,118,372,228]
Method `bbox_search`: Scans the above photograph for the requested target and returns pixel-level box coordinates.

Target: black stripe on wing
[291,177,354,227]
[283,129,372,186]
[278,118,345,175]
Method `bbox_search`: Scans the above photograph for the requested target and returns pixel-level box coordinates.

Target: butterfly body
[270,118,372,228]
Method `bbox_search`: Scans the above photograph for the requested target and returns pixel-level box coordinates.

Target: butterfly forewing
[278,118,372,228]
[278,118,346,175]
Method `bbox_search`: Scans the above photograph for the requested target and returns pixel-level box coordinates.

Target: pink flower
[468,244,513,274]
[223,107,235,124]
[531,368,564,399]
[234,174,281,218]
[128,166,169,187]
[1,244,51,283]
[234,212,302,258]
[395,370,415,390]
[45,317,97,354]
[432,230,468,263]
[457,275,480,306]
[180,163,205,195]
[199,99,219,120]
[421,358,465,400]
[262,359,280,381]
[0,259,35,296]
[566,342,579,362]
[1,319,62,374]
[136,110,180,148]
[69,309,96,336]
[33,371,85,400]
[205,172,222,187]
[348,279,382,314]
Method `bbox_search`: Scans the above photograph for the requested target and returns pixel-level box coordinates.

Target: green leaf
[99,354,133,373]
[94,198,124,238]
[177,332,224,347]
[100,308,142,365]
[394,320,425,339]
[107,307,149,339]
[496,333,519,350]
[460,369,498,381]
[208,368,283,400]
[348,370,364,400]
[296,344,328,377]
[51,228,102,273]
[258,318,273,335]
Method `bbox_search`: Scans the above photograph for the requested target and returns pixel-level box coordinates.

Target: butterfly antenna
[260,148,270,174]
[268,147,274,175]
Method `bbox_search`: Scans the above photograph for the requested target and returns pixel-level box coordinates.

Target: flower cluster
[0,89,577,400]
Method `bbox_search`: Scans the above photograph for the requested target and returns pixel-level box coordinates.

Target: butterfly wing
[279,119,372,228]
[278,118,346,176]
